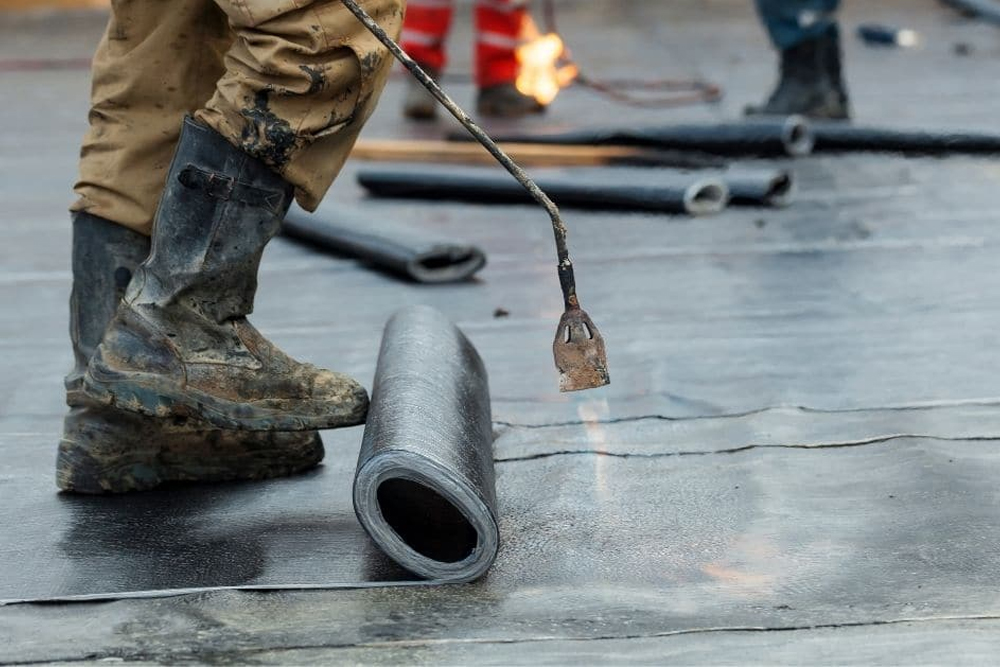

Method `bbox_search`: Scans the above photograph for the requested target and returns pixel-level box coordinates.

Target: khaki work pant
[72,0,404,235]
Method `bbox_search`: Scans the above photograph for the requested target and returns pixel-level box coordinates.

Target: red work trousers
[401,0,528,88]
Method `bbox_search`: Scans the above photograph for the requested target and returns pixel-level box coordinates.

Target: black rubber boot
[57,213,324,494]
[83,118,369,432]
[402,66,440,120]
[476,83,545,118]
[745,26,851,120]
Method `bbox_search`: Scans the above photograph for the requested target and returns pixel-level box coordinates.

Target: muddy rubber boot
[745,26,851,120]
[476,83,545,118]
[402,66,440,120]
[57,213,324,494]
[83,117,369,432]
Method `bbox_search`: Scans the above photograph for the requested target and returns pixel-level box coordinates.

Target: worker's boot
[402,66,441,120]
[821,26,851,117]
[745,25,850,120]
[83,117,369,432]
[476,83,545,118]
[58,213,324,494]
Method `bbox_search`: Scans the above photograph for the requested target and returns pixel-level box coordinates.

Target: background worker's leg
[748,0,848,119]
[401,0,454,73]
[72,0,232,235]
[474,0,524,88]
[400,0,455,120]
[474,0,543,117]
[195,0,403,212]
[755,0,840,51]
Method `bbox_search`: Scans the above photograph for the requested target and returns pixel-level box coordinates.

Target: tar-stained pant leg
[194,0,404,213]
[755,0,840,50]
[72,0,233,235]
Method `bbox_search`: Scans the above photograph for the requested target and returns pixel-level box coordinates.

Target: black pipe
[812,123,1000,154]
[282,208,486,283]
[353,306,499,582]
[449,116,814,157]
[358,169,728,216]
[725,170,795,208]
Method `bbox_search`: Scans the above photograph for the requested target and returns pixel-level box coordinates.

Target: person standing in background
[400,0,545,119]
[746,0,851,119]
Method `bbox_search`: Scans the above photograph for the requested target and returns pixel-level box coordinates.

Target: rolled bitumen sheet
[354,305,499,582]
[941,0,1000,26]
[283,207,486,283]
[725,169,795,208]
[812,123,1000,154]
[449,116,814,157]
[358,168,728,216]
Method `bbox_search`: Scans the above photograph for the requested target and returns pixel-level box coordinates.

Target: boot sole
[56,436,164,494]
[56,431,324,494]
[83,368,368,432]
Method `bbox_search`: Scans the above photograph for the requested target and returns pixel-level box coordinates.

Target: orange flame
[516,16,579,106]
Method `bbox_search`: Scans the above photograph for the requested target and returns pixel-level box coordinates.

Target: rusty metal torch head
[553,306,610,392]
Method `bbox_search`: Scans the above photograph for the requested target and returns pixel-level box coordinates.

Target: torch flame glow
[516,16,579,106]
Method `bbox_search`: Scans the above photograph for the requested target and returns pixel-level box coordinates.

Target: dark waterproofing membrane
[358,168,728,215]
[812,123,1000,154]
[354,306,499,582]
[283,207,486,283]
[451,116,814,157]
[725,170,795,207]
[941,0,1000,26]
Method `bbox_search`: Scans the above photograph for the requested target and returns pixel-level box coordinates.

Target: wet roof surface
[3,0,1000,663]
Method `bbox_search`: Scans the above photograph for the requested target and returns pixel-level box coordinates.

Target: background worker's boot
[83,118,369,432]
[402,66,441,120]
[57,213,324,494]
[745,26,851,120]
[477,83,545,118]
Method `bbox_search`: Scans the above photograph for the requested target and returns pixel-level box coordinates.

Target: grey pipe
[358,168,728,216]
[812,123,1000,154]
[353,306,499,582]
[451,116,814,158]
[283,208,486,283]
[725,170,795,208]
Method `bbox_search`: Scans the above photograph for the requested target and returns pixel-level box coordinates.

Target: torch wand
[340,0,609,392]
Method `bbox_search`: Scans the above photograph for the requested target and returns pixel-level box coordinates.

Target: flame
[515,16,578,106]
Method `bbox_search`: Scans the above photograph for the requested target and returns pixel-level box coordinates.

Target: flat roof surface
[2,0,1000,663]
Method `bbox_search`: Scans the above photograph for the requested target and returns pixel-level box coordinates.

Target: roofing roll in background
[353,306,499,582]
[940,0,1000,26]
[357,168,728,216]
[452,116,814,157]
[725,170,795,208]
[283,207,486,283]
[812,123,1000,154]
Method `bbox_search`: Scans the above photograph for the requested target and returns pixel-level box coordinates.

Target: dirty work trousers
[72,0,403,236]
[400,0,528,88]
[755,0,840,50]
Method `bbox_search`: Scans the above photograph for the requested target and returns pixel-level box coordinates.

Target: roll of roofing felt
[941,0,1000,26]
[449,116,814,157]
[811,123,1000,154]
[353,306,499,582]
[283,208,486,284]
[357,168,728,216]
[725,170,795,208]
